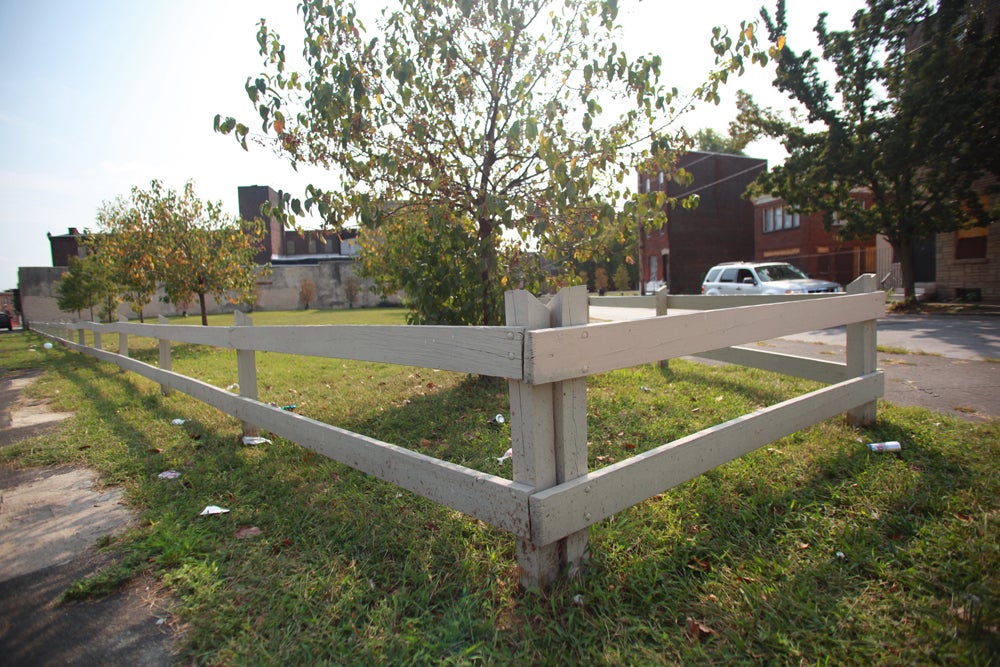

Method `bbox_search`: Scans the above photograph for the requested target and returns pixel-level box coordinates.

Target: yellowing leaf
[777,35,786,51]
[273,119,285,133]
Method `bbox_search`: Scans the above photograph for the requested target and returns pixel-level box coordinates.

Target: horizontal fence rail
[33,274,884,589]
[527,291,884,383]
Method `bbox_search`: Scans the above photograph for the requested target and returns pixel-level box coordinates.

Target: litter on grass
[225,383,239,392]
[867,440,901,453]
[497,447,513,464]
[170,418,188,425]
[199,505,230,516]
[242,436,273,446]
[157,470,182,480]
[488,414,506,426]
[43,342,53,349]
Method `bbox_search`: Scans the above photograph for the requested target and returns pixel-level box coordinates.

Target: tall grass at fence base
[1,320,996,666]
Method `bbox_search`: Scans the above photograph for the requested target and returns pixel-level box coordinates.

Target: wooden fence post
[118,314,129,358]
[846,274,879,425]
[506,285,591,588]
[93,321,102,352]
[158,315,172,396]
[234,310,259,438]
[655,286,669,370]
[549,286,591,577]
[77,326,85,347]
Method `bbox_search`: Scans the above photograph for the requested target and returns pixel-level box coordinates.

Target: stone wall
[19,259,395,325]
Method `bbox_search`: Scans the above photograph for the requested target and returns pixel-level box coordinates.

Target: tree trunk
[478,218,497,326]
[897,236,917,303]
[199,291,209,326]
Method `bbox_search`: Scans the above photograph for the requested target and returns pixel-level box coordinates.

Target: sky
[0,0,865,291]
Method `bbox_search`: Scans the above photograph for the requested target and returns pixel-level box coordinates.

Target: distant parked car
[0,311,12,331]
[701,262,843,296]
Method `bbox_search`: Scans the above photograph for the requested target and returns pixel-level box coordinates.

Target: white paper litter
[225,383,239,392]
[170,418,188,425]
[497,447,513,464]
[157,470,181,479]
[199,505,230,516]
[43,342,53,349]
[242,436,272,446]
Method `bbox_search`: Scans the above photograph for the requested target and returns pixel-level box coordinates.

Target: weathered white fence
[32,275,884,589]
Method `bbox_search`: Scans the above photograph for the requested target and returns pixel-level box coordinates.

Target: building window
[783,209,800,229]
[955,226,988,260]
[764,206,800,233]
[286,240,296,255]
[308,237,316,254]
[658,172,664,189]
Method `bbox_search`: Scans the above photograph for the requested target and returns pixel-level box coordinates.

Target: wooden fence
[32,275,884,589]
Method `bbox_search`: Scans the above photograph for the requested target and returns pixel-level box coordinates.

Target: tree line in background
[57,181,267,326]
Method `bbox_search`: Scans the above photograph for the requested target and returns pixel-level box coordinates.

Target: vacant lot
[1,310,997,665]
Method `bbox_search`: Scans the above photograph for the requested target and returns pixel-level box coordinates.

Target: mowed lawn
[1,307,997,665]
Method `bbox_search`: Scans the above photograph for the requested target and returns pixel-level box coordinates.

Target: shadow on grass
[20,342,999,663]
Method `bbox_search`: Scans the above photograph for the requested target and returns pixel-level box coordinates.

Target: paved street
[589,304,999,422]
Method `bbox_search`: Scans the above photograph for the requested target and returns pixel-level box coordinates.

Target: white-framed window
[764,206,800,232]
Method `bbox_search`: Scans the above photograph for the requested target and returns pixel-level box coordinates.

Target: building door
[912,237,936,283]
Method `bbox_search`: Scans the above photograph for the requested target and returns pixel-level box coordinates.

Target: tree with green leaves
[217,0,767,325]
[612,262,631,291]
[56,254,119,322]
[89,194,160,323]
[692,127,747,155]
[144,181,268,325]
[89,181,268,325]
[734,0,1000,302]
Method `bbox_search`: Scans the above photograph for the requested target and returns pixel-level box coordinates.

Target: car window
[737,269,755,284]
[704,268,722,283]
[757,264,808,282]
[719,268,738,283]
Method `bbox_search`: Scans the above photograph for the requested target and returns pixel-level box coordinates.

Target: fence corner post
[157,315,172,396]
[846,274,880,426]
[549,285,591,577]
[506,285,591,589]
[234,310,259,438]
[506,289,560,589]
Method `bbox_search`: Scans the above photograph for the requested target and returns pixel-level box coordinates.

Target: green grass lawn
[1,312,997,666]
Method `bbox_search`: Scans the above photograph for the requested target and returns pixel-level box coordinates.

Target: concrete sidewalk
[0,373,176,666]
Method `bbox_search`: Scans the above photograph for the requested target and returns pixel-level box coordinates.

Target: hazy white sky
[0,0,864,291]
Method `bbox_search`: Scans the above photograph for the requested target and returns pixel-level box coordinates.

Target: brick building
[752,191,884,288]
[638,151,767,294]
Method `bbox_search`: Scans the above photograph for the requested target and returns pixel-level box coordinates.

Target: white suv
[701,262,843,295]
